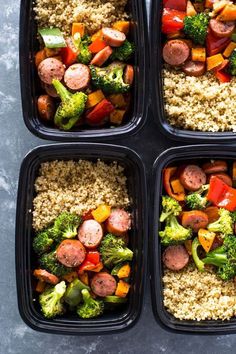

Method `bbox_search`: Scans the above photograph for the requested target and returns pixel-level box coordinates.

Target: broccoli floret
[159,196,182,222]
[53,212,82,240]
[207,208,233,237]
[186,184,209,210]
[78,35,92,64]
[33,230,54,255]
[39,251,71,277]
[229,50,236,76]
[191,237,205,272]
[52,79,87,130]
[77,289,104,319]
[99,233,133,268]
[110,40,135,62]
[159,215,192,245]
[184,13,209,45]
[39,281,66,318]
[202,235,236,280]
[90,61,130,94]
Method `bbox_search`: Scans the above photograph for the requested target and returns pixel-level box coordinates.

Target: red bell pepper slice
[88,38,107,54]
[162,8,186,34]
[60,38,78,66]
[78,260,96,274]
[215,70,231,83]
[206,30,230,56]
[82,210,94,221]
[207,176,236,211]
[86,99,114,124]
[86,251,100,265]
[163,0,187,12]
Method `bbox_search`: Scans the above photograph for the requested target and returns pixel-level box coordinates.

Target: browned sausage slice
[90,46,113,66]
[78,220,103,249]
[162,245,189,271]
[91,272,117,297]
[209,19,235,38]
[38,58,65,85]
[180,165,206,191]
[182,210,209,233]
[163,40,190,66]
[207,173,232,186]
[33,269,59,285]
[56,239,86,267]
[42,83,59,98]
[204,206,219,223]
[37,95,55,121]
[64,63,90,90]
[106,209,131,236]
[202,160,228,174]
[102,27,126,47]
[182,60,205,77]
[124,64,134,85]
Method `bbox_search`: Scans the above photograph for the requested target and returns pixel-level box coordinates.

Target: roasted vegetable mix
[33,206,133,319]
[161,0,236,83]
[159,159,236,282]
[36,21,135,130]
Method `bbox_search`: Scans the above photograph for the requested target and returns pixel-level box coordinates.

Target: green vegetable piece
[52,79,87,130]
[33,230,54,255]
[231,33,236,42]
[111,262,125,276]
[38,28,66,48]
[39,251,71,277]
[185,184,209,210]
[53,212,82,240]
[159,195,182,223]
[229,50,236,76]
[103,296,127,304]
[64,278,91,307]
[99,233,133,268]
[77,35,92,65]
[77,289,104,319]
[39,281,66,318]
[184,13,209,45]
[110,40,135,62]
[159,215,192,246]
[207,208,233,238]
[191,237,205,272]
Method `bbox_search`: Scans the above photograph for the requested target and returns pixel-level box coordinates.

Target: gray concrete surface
[0,0,235,353]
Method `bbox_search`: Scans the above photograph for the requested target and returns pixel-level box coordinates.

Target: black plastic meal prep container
[15,143,147,334]
[19,0,148,141]
[150,0,236,143]
[150,144,236,334]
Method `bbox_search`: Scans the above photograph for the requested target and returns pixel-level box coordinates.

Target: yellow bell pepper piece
[91,204,111,223]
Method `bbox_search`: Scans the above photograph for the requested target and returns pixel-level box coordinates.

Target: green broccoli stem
[159,211,172,223]
[81,288,91,302]
[203,253,227,267]
[192,237,205,272]
[52,79,71,101]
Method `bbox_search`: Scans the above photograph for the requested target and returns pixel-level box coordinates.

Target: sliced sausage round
[106,209,131,236]
[91,272,117,297]
[179,165,206,191]
[78,220,103,249]
[124,64,134,85]
[102,27,126,47]
[181,210,209,233]
[163,40,190,66]
[42,83,59,98]
[202,160,228,174]
[162,245,189,271]
[182,60,205,77]
[209,19,235,38]
[64,63,90,91]
[38,58,65,85]
[210,235,223,251]
[90,46,113,66]
[37,95,56,121]
[207,172,232,187]
[204,206,219,224]
[56,239,86,267]
[33,269,59,285]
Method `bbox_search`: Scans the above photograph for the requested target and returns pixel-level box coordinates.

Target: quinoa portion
[34,0,129,35]
[163,66,236,132]
[32,159,130,231]
[163,263,236,321]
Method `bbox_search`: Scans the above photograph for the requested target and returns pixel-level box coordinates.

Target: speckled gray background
[0,0,236,353]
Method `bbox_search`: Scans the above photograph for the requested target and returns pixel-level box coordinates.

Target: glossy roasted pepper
[207,176,236,211]
[163,167,185,201]
[162,8,186,34]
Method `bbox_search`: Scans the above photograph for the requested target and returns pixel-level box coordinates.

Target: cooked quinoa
[163,66,236,132]
[32,159,130,231]
[163,263,236,321]
[34,0,129,35]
